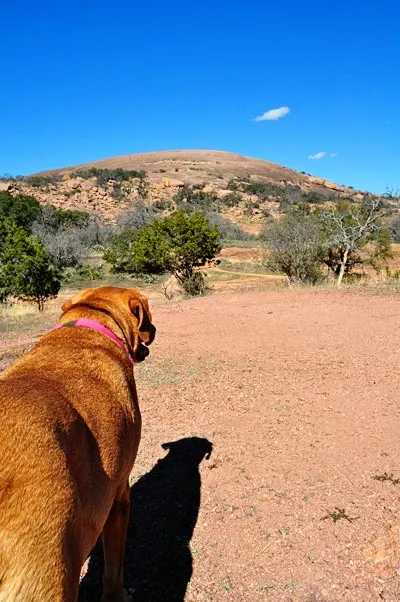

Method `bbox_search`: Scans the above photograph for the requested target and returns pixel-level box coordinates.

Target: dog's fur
[0,287,156,602]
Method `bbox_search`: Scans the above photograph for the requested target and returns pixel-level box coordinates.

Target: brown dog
[0,286,156,602]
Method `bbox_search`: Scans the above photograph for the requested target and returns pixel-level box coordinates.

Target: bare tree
[322,197,389,287]
[263,211,325,284]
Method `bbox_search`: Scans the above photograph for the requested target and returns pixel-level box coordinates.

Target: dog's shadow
[79,436,213,602]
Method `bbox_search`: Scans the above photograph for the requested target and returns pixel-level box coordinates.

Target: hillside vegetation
[1,151,399,308]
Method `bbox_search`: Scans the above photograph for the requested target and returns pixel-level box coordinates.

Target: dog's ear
[129,293,154,345]
[61,289,95,313]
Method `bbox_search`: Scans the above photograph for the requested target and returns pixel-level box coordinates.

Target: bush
[152,198,174,211]
[32,206,107,269]
[104,209,221,283]
[116,204,156,230]
[244,181,284,200]
[206,213,255,241]
[227,179,239,191]
[0,221,61,310]
[263,211,325,284]
[222,192,243,208]
[0,191,41,230]
[173,186,218,212]
[74,168,146,187]
[24,174,62,187]
[35,204,91,231]
[137,177,150,200]
[181,272,210,296]
[76,264,104,280]
[103,227,139,273]
[301,190,332,205]
[278,187,303,212]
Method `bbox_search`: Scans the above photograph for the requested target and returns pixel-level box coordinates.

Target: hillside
[39,149,359,193]
[1,150,369,226]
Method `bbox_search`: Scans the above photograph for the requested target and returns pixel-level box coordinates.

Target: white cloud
[254,106,290,122]
[308,151,326,160]
[330,152,337,158]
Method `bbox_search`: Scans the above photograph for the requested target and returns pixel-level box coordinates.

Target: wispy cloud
[308,151,326,160]
[308,151,337,160]
[254,106,290,122]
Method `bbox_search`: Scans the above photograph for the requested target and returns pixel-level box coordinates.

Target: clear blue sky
[1,0,399,193]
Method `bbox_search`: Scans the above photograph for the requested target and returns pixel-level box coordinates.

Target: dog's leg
[101,481,132,602]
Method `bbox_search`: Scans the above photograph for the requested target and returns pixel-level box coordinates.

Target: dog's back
[0,372,84,601]
[0,340,135,601]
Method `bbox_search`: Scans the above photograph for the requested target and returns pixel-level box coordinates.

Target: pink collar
[52,318,134,364]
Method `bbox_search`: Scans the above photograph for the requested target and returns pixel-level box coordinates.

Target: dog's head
[61,286,156,363]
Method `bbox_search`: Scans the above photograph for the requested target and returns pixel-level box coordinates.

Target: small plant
[160,280,176,301]
[227,178,239,191]
[76,265,104,280]
[321,507,359,523]
[372,472,400,485]
[181,272,210,296]
[222,192,242,208]
[152,198,173,211]
[137,177,150,200]
[219,578,233,592]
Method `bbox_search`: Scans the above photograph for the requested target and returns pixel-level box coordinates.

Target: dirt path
[208,266,284,280]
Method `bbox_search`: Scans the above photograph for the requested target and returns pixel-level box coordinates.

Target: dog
[0,286,156,602]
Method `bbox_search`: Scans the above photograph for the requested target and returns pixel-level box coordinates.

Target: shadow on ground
[79,436,213,602]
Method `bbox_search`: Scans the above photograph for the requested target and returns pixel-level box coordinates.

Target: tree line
[0,180,398,310]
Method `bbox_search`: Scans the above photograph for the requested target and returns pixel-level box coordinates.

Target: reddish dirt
[1,288,400,601]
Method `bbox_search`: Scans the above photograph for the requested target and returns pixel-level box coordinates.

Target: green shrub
[104,209,221,283]
[24,174,62,187]
[181,272,210,296]
[0,221,61,310]
[244,181,284,200]
[0,191,41,231]
[74,168,146,187]
[222,192,242,207]
[227,179,239,191]
[76,265,104,280]
[103,227,140,273]
[173,186,218,212]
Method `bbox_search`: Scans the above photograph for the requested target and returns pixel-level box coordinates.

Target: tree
[321,197,392,286]
[0,221,61,310]
[0,191,41,230]
[134,209,221,283]
[32,205,109,269]
[104,210,222,291]
[263,210,325,284]
[103,227,140,273]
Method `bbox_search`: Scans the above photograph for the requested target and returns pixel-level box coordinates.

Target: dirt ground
[1,287,400,601]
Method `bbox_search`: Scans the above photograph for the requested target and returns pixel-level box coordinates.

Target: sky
[1,0,399,194]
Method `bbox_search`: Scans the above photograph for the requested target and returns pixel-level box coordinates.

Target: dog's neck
[55,309,134,364]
